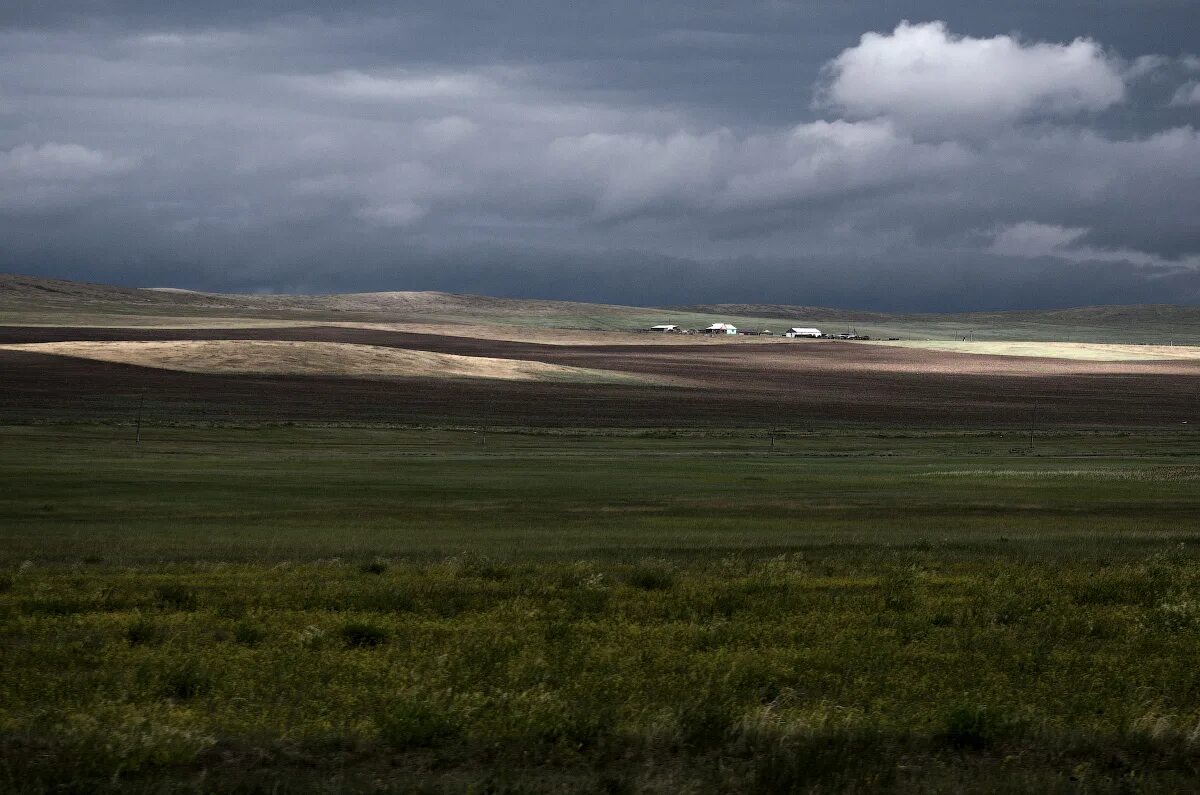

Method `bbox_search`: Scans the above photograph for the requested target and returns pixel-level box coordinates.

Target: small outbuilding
[702,322,738,335]
[649,324,680,333]
[785,327,822,338]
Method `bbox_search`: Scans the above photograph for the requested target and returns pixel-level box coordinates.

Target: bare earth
[0,340,651,384]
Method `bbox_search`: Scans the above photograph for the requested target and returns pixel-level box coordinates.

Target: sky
[2,1,1200,310]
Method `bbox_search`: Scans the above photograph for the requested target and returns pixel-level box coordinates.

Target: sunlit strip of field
[0,340,655,384]
[861,339,1200,361]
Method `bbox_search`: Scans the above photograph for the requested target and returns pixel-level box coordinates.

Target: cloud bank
[1,6,1199,309]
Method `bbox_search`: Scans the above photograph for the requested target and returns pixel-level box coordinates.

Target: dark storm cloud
[1,2,1199,309]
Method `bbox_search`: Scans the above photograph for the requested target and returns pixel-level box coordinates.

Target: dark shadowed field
[3,324,1199,428]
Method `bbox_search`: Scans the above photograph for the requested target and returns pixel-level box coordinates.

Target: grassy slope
[8,273,1200,342]
[2,426,1200,791]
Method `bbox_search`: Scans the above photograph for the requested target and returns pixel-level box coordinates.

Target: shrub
[359,559,388,575]
[232,621,266,647]
[161,661,214,701]
[339,621,388,648]
[126,617,164,646]
[456,554,511,581]
[154,583,198,611]
[625,565,674,591]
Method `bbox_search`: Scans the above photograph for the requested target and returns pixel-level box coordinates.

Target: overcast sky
[2,2,1200,309]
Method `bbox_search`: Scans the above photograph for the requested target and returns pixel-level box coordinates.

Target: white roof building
[785,327,822,337]
[649,324,679,332]
[703,322,738,335]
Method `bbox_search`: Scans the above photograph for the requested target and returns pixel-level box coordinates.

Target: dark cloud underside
[1,2,1198,309]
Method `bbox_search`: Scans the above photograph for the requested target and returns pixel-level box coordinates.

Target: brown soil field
[0,340,649,384]
[2,325,1199,427]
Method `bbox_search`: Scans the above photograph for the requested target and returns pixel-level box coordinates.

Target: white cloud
[990,221,1200,270]
[0,143,140,211]
[0,143,137,181]
[1170,81,1200,106]
[358,200,427,227]
[720,119,970,208]
[1125,55,1168,80]
[133,31,256,50]
[990,221,1089,257]
[546,130,727,217]
[293,70,485,101]
[820,21,1125,134]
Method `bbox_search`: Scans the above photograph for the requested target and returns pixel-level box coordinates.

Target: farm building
[702,323,738,335]
[785,327,822,338]
[649,324,680,333]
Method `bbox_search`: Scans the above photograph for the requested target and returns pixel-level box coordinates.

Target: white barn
[785,327,822,338]
[703,322,738,335]
[649,324,679,332]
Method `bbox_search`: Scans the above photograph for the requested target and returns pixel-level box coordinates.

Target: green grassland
[3,426,1200,791]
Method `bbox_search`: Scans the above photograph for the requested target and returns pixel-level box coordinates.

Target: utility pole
[135,393,145,448]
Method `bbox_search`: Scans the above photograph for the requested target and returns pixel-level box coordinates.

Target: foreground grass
[2,426,1199,791]
[4,557,1200,792]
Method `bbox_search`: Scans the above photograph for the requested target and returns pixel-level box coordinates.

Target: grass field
[3,426,1200,791]
[4,277,1200,790]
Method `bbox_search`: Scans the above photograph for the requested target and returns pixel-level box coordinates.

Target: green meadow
[3,425,1200,792]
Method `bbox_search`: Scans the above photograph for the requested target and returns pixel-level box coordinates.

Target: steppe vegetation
[3,277,1200,791]
[3,426,1200,792]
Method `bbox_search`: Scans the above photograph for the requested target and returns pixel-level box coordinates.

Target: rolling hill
[5,273,1200,343]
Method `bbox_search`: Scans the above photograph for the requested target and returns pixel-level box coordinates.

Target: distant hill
[669,302,1200,343]
[670,301,1200,326]
[0,273,796,331]
[5,273,1200,343]
[664,303,900,323]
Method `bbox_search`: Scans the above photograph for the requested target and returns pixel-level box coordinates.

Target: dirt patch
[0,340,650,384]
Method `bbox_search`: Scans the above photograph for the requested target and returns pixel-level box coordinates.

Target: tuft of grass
[126,617,164,646]
[879,569,919,611]
[456,554,511,582]
[232,621,266,647]
[624,565,674,591]
[339,621,388,648]
[154,583,198,611]
[359,559,388,575]
[376,699,459,749]
[160,661,214,701]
